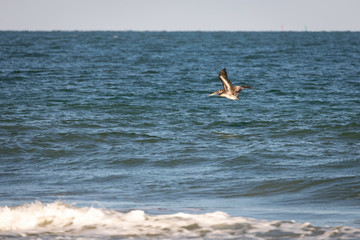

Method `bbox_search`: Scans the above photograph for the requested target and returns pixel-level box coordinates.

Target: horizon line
[1,29,359,33]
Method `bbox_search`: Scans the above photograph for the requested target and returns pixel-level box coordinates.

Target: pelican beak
[209,90,220,96]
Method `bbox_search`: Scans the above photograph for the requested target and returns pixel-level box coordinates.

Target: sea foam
[1,201,359,239]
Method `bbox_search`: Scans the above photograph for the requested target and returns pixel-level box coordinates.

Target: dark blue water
[0,31,360,239]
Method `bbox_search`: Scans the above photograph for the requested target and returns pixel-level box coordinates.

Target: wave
[1,201,359,239]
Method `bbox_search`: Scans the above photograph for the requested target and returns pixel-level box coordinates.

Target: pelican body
[210,68,253,100]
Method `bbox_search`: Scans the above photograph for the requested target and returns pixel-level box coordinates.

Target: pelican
[210,68,253,100]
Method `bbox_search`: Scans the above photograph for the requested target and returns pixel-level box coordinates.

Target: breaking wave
[1,201,359,239]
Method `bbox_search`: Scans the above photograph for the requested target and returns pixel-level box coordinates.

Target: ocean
[0,31,359,239]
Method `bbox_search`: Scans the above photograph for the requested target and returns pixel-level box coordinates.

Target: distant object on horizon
[209,68,253,100]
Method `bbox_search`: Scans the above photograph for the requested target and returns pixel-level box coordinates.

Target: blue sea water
[0,31,360,239]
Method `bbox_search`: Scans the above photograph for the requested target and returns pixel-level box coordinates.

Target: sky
[0,0,359,31]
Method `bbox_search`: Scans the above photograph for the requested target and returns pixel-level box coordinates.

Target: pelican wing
[218,68,234,93]
[234,85,253,93]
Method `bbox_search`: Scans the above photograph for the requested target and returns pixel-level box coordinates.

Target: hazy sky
[1,0,359,31]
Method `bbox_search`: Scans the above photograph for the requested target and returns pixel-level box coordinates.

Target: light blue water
[0,31,360,239]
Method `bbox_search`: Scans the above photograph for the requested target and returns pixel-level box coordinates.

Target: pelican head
[209,89,240,100]
[209,89,224,96]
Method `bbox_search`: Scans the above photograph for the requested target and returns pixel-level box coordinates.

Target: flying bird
[210,68,253,100]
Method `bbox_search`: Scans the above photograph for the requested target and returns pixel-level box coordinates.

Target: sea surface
[0,31,360,239]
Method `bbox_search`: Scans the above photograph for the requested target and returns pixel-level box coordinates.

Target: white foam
[1,201,359,239]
